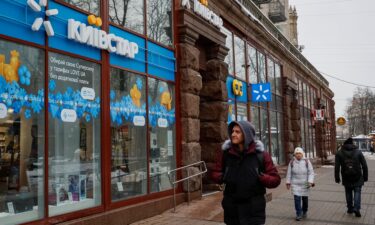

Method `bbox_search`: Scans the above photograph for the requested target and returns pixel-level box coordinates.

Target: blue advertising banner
[48,1,101,60]
[109,26,146,73]
[0,0,45,45]
[147,42,175,81]
[226,76,247,103]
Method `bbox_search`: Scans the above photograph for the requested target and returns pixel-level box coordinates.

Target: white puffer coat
[286,158,315,196]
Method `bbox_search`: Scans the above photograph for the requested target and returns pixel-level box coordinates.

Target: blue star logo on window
[251,83,271,102]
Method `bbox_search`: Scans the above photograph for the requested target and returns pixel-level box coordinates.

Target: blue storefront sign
[251,83,271,102]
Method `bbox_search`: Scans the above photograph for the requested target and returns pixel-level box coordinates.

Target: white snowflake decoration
[27,0,59,36]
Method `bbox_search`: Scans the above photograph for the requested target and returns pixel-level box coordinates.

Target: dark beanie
[344,137,353,145]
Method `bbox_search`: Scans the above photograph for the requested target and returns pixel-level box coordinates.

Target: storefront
[0,0,336,224]
[174,0,335,189]
[0,0,176,224]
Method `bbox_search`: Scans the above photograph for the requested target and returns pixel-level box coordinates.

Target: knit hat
[294,147,304,155]
[344,137,353,145]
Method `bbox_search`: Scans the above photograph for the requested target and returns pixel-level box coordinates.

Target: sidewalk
[132,153,375,225]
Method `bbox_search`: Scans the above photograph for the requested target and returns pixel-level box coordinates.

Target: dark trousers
[345,186,362,211]
[222,195,266,225]
[294,195,308,216]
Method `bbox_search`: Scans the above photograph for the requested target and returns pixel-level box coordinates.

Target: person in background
[335,137,368,217]
[211,121,281,225]
[286,147,315,221]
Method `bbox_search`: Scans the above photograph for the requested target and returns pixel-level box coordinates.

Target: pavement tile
[131,154,375,225]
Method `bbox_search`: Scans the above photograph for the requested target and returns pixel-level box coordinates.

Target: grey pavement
[131,153,375,225]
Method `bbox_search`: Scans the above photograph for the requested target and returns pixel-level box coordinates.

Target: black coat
[335,144,368,187]
[221,143,267,225]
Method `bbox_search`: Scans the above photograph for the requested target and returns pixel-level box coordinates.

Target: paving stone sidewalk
[132,153,375,225]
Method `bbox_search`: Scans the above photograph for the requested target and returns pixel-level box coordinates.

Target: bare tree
[64,0,99,15]
[147,0,172,46]
[109,0,144,33]
[346,88,375,136]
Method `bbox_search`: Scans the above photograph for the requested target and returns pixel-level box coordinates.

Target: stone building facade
[176,0,336,191]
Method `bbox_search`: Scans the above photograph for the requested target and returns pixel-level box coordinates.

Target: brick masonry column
[282,77,300,161]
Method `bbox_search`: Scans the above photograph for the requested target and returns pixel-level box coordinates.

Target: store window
[109,68,147,201]
[267,58,275,91]
[61,0,100,15]
[258,52,266,83]
[275,64,282,96]
[148,78,175,192]
[260,108,269,150]
[146,0,173,47]
[0,39,45,225]
[148,78,176,192]
[233,35,246,81]
[222,27,234,75]
[109,0,144,35]
[270,111,278,163]
[247,45,257,84]
[228,99,236,124]
[250,106,260,137]
[276,113,284,163]
[47,52,101,216]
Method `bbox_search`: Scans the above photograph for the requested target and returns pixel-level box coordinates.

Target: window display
[47,52,101,216]
[236,103,247,122]
[227,99,236,124]
[0,39,45,224]
[148,78,175,192]
[110,68,147,201]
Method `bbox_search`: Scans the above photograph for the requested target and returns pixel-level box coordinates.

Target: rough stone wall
[200,57,228,187]
[282,76,300,161]
[176,27,203,191]
[176,2,228,191]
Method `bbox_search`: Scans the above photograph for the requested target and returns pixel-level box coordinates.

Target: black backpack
[341,150,361,182]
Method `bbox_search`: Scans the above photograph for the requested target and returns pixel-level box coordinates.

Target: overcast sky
[288,0,375,117]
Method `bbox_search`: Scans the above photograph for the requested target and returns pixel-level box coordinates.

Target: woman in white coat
[286,147,315,221]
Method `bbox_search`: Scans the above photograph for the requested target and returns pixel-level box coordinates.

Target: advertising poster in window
[236,104,248,122]
[227,100,236,124]
[48,52,101,123]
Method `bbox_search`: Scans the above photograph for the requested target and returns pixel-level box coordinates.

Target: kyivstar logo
[28,0,59,36]
[181,0,223,28]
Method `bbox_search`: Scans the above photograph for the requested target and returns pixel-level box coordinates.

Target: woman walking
[286,147,315,221]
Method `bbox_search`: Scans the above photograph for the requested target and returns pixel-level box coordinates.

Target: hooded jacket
[211,121,281,197]
[335,143,368,187]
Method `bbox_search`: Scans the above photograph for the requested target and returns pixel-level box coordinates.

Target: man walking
[335,137,368,217]
[211,121,281,225]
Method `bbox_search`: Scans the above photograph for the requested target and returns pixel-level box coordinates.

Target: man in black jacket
[335,137,368,217]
